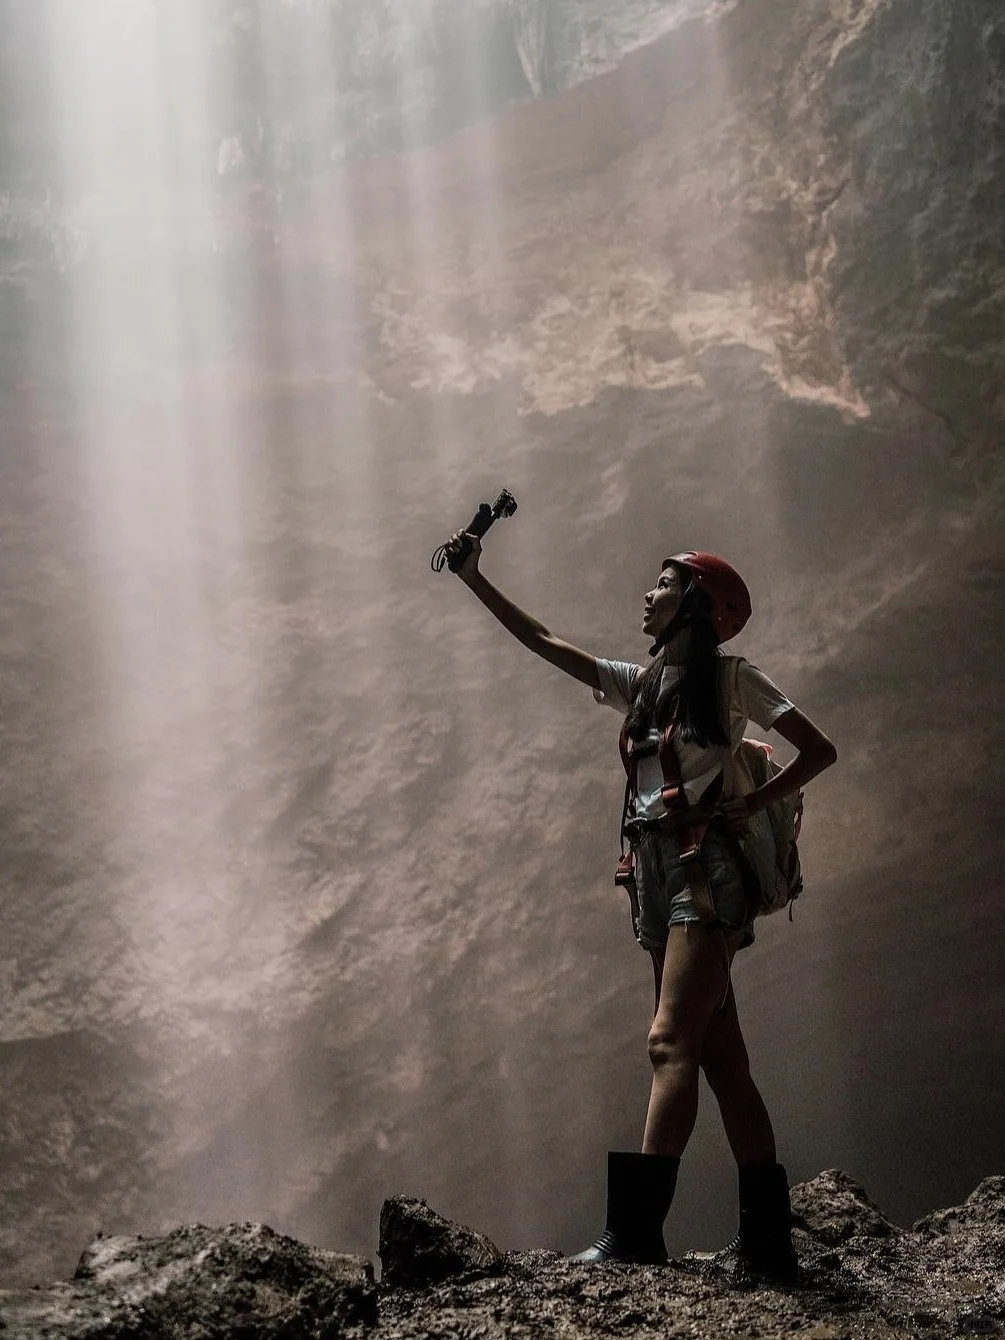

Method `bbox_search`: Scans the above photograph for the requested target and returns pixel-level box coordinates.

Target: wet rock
[915,1177,1005,1238]
[791,1168,903,1244]
[378,1196,503,1289]
[0,1222,376,1340]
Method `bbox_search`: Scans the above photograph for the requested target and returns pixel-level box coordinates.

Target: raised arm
[445,531,601,691]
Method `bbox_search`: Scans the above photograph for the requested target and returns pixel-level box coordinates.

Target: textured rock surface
[378,1196,503,1288]
[376,1172,1005,1340]
[0,1222,376,1340]
[375,1188,1005,1340]
[319,0,1003,427]
[915,1175,1005,1239]
[0,1,725,189]
[4,1173,1005,1339]
[790,1167,903,1245]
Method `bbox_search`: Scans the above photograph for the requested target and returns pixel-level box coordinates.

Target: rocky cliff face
[2,0,1004,1295]
[0,1,728,190]
[3,1171,1005,1339]
[296,0,1001,430]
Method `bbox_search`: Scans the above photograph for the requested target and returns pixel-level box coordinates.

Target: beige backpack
[722,657,804,917]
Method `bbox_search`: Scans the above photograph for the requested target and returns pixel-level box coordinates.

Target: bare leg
[641,923,733,1157]
[700,980,777,1167]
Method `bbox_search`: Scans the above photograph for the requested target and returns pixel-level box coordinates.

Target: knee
[647,1020,696,1073]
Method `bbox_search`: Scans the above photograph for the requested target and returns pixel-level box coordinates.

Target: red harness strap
[616,713,722,947]
[614,723,646,891]
[656,722,704,856]
[617,717,717,863]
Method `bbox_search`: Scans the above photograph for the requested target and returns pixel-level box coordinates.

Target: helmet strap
[649,613,695,659]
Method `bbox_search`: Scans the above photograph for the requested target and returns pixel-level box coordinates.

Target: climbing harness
[613,659,805,1012]
[615,700,732,1011]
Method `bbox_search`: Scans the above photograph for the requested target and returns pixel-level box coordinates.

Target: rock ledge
[3,1171,1005,1338]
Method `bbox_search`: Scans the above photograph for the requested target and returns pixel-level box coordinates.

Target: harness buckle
[614,850,635,887]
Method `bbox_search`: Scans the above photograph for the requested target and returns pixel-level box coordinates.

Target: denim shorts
[630,822,756,953]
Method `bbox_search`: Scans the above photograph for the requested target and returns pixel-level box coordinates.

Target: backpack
[722,657,803,917]
[614,657,804,922]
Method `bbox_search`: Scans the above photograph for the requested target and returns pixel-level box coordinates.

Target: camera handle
[431,489,518,573]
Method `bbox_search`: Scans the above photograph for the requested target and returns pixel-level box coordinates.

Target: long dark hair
[624,577,729,748]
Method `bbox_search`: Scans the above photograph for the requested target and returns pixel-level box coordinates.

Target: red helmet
[662,551,751,643]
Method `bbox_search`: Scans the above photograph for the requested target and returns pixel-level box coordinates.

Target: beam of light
[250,0,382,564]
[432,11,544,1246]
[41,0,265,1056]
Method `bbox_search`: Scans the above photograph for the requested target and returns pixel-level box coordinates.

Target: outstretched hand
[444,530,482,582]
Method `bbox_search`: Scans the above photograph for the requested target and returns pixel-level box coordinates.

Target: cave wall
[1,0,1004,1286]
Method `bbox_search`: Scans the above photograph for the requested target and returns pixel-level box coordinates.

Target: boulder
[0,1222,376,1340]
[914,1175,1005,1238]
[791,1168,903,1245]
[378,1196,503,1289]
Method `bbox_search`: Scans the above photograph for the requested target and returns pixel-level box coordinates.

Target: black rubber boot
[570,1152,680,1264]
[735,1160,799,1282]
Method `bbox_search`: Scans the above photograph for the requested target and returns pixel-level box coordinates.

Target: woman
[443,531,837,1277]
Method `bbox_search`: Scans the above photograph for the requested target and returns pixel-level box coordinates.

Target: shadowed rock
[378,1196,503,1289]
[2,1173,1005,1338]
[914,1176,1005,1238]
[791,1168,902,1244]
[0,1222,376,1340]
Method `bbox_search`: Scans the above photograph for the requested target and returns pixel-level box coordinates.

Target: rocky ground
[2,1170,1004,1339]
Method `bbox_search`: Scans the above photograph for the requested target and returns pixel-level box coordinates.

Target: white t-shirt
[593,655,794,819]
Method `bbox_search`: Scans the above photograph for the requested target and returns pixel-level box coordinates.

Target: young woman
[443,531,837,1277]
